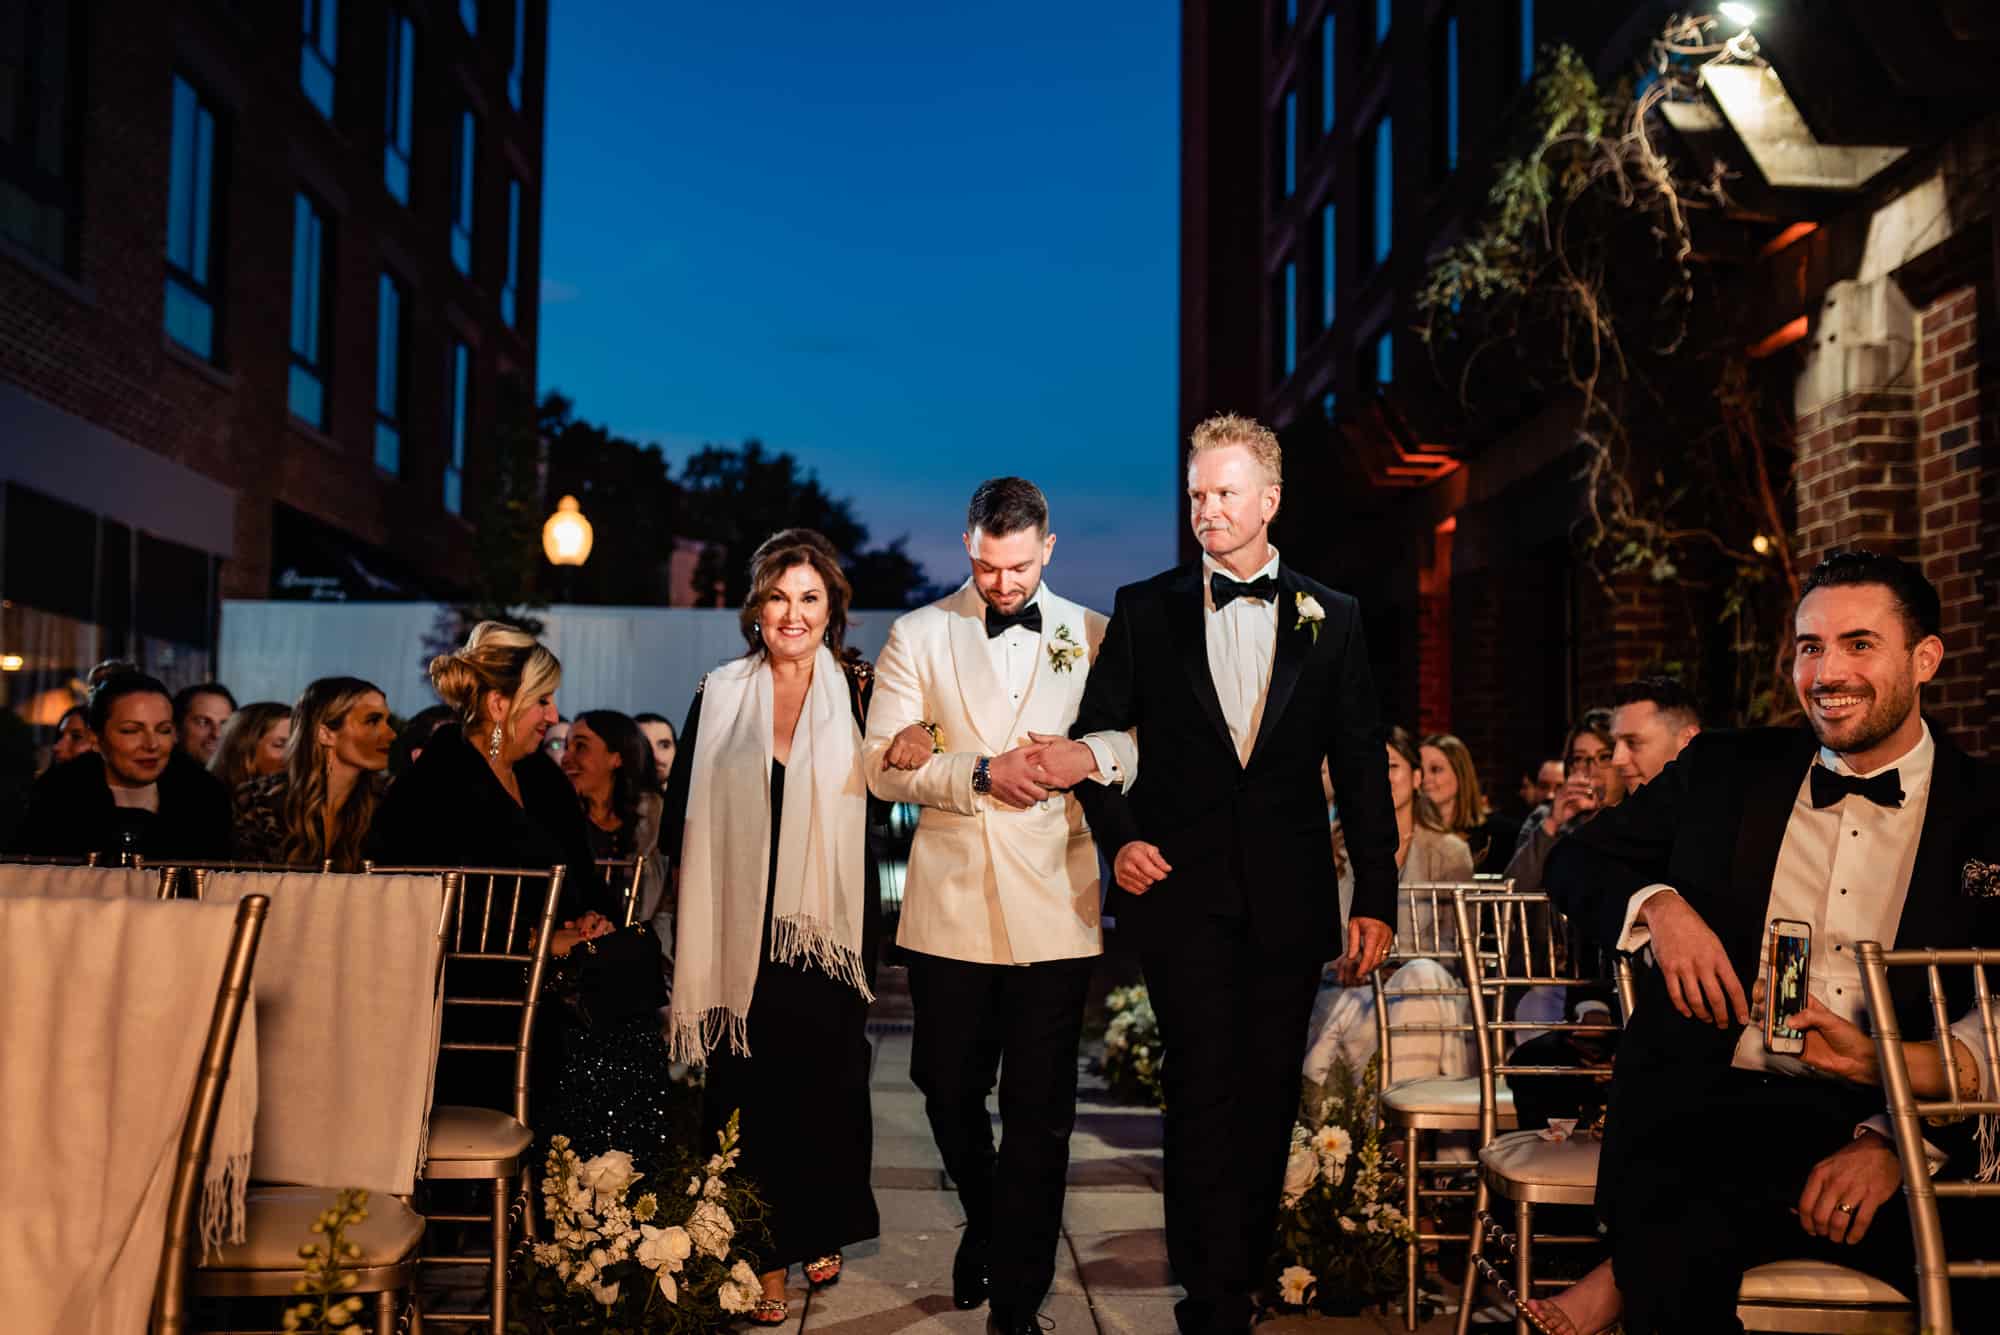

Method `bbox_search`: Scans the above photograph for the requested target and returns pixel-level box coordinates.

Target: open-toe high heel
[749,1296,789,1325]
[803,1253,843,1288]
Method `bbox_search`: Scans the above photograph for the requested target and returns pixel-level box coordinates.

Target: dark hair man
[1542,550,1997,1333]
[1609,675,1702,791]
[634,712,677,790]
[173,681,237,766]
[49,704,96,770]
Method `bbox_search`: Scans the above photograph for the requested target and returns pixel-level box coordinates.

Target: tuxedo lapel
[944,582,1012,753]
[1724,729,1819,962]
[1892,735,1977,951]
[1246,565,1309,769]
[1167,565,1234,757]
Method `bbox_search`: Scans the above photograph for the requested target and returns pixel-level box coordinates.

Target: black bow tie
[1211,571,1279,609]
[985,602,1042,638]
[1809,765,1904,810]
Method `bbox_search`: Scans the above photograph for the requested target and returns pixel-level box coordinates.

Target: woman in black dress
[665,529,881,1325]
[366,621,670,1160]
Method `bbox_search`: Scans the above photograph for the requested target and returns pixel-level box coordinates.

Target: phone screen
[1769,927,1810,1044]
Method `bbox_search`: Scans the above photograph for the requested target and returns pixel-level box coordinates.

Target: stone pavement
[767,1020,1460,1335]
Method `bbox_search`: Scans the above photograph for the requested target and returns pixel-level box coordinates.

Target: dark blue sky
[537,3,1182,611]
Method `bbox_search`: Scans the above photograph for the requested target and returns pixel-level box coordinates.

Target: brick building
[1180,0,2000,798]
[0,0,546,726]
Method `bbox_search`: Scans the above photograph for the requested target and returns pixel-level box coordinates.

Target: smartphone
[1765,918,1812,1055]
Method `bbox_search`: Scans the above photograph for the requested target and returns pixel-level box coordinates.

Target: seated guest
[173,681,236,767]
[1505,709,1623,891]
[208,701,292,792]
[86,658,139,688]
[46,704,95,771]
[1607,675,1702,798]
[634,712,677,792]
[1303,726,1475,1090]
[542,714,570,762]
[1526,551,1997,1335]
[1516,755,1564,817]
[559,709,665,920]
[1419,732,1519,874]
[231,679,392,870]
[386,703,456,778]
[11,671,231,861]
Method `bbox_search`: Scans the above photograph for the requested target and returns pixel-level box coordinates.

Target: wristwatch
[972,755,993,796]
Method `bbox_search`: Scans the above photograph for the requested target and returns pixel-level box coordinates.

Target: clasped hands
[881,723,1097,808]
[545,910,617,959]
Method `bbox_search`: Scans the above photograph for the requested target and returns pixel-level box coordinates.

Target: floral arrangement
[282,1188,370,1332]
[1269,1057,1412,1314]
[1098,983,1165,1107]
[511,1113,768,1334]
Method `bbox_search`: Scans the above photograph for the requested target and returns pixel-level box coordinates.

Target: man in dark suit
[1059,413,1399,1335]
[1541,550,1997,1335]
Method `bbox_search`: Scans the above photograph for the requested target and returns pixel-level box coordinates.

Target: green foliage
[1269,1057,1411,1313]
[281,1189,370,1332]
[541,393,685,606]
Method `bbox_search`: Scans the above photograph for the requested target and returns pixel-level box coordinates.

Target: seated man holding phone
[1539,549,1998,1335]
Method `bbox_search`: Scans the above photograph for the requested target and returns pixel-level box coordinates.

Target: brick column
[1915,285,1989,754]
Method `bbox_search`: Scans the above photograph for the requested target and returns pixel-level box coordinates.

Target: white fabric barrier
[219,601,902,725]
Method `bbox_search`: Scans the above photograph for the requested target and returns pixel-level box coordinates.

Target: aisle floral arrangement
[510,1112,768,1334]
[1268,1057,1413,1315]
[1098,983,1165,1107]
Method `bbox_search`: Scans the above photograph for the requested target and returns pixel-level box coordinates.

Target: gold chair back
[153,894,270,1334]
[598,856,645,926]
[1857,941,2000,1332]
[1370,881,1490,1084]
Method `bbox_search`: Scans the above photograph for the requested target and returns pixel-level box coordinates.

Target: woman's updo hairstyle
[428,621,562,734]
[738,528,854,656]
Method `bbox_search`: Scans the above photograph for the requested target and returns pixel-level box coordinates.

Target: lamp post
[542,494,594,603]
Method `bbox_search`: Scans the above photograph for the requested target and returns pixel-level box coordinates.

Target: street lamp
[542,495,594,567]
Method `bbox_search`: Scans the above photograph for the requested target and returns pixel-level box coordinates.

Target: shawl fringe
[1976,1114,1999,1184]
[668,1006,752,1066]
[199,1148,250,1260]
[771,913,876,1004]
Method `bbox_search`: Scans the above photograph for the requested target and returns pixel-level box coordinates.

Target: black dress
[665,667,882,1273]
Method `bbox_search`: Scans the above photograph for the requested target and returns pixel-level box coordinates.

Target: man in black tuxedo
[1542,550,1998,1334]
[1061,413,1398,1335]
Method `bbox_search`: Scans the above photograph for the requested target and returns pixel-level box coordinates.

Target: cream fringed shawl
[669,645,874,1063]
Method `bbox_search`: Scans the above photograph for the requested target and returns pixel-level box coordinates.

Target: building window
[375,273,405,474]
[509,0,525,106]
[1283,89,1297,198]
[1323,391,1338,421]
[300,0,338,119]
[459,0,479,33]
[502,177,521,326]
[1320,204,1336,328]
[1512,0,1535,84]
[451,109,477,275]
[1374,0,1391,46]
[444,340,470,514]
[1375,329,1394,386]
[165,76,223,362]
[1367,114,1393,266]
[1433,13,1460,176]
[0,0,79,272]
[288,193,332,429]
[1320,16,1336,132]
[384,10,414,204]
[1273,261,1297,384]
[1283,0,1298,31]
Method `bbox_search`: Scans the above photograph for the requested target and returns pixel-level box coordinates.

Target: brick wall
[1416,522,1453,736]
[1792,392,1921,569]
[1914,286,1990,754]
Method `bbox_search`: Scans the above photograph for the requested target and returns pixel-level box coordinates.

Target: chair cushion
[201,1186,425,1271]
[1381,1075,1517,1122]
[1478,1128,1600,1189]
[424,1103,532,1163]
[1739,1259,1912,1306]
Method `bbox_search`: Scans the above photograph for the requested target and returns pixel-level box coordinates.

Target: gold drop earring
[488,722,504,759]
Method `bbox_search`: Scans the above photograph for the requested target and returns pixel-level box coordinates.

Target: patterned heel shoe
[750,1297,789,1326]
[1520,1298,1581,1335]
[804,1253,843,1288]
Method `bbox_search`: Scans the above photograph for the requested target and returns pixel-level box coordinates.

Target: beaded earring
[488,722,504,759]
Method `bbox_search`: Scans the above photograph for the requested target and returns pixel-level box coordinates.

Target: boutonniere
[1294,592,1325,643]
[1047,624,1088,674]
[1962,858,2000,898]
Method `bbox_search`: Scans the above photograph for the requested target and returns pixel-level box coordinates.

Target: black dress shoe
[953,1231,990,1310]
[986,1302,1044,1334]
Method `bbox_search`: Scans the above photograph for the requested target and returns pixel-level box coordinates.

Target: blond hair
[1420,732,1491,831]
[279,677,385,871]
[428,621,563,739]
[1187,412,1283,486]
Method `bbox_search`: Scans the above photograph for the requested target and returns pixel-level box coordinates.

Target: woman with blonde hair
[210,701,293,792]
[230,679,391,869]
[1418,732,1521,875]
[664,528,881,1322]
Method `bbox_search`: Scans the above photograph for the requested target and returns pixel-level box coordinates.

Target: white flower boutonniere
[1294,591,1325,643]
[1048,624,1087,674]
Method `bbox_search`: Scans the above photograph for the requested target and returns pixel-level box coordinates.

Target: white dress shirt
[984,587,1130,788]
[1202,546,1282,768]
[1618,723,1992,1158]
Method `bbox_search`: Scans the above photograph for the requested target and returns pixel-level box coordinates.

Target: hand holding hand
[1752,982,1878,1084]
[1113,841,1171,895]
[1025,732,1099,789]
[1641,891,1748,1028]
[1798,1131,1901,1245]
[986,746,1052,809]
[573,911,616,942]
[1334,915,1393,985]
[884,724,935,771]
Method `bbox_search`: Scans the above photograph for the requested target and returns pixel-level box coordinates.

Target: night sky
[536,2,1182,612]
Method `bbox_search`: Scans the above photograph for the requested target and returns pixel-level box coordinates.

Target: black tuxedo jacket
[1546,724,2000,1204]
[1069,561,1399,961]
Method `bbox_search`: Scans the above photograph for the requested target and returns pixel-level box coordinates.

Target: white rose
[1296,592,1325,620]
[686,1200,735,1259]
[578,1150,640,1201]
[1280,1146,1319,1206]
[717,1278,756,1314]
[1277,1264,1317,1306]
[590,1278,621,1307]
[636,1224,693,1274]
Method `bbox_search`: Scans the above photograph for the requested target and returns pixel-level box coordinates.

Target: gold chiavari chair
[368,864,567,1335]
[152,895,270,1334]
[1372,880,1509,1330]
[143,858,331,901]
[184,870,460,1335]
[1452,889,1626,1335]
[597,856,645,927]
[2,854,178,898]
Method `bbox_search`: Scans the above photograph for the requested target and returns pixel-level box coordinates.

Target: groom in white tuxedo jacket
[865,478,1135,1335]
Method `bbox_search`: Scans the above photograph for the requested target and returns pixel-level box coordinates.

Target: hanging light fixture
[1718,3,1757,27]
[542,495,595,566]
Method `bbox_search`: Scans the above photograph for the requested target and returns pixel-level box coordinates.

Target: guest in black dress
[366,622,671,1162]
[560,709,667,924]
[666,529,881,1326]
